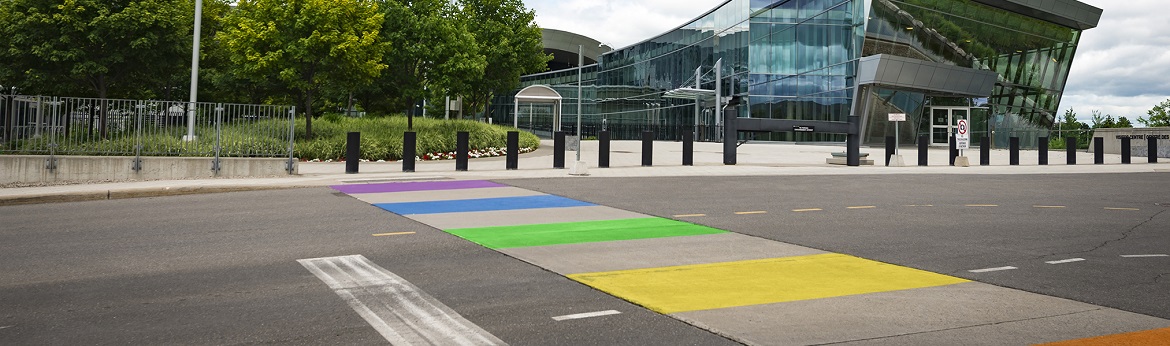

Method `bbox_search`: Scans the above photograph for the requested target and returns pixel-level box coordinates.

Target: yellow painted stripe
[847,206,877,209]
[1037,327,1170,346]
[966,204,999,207]
[1105,207,1141,211]
[372,232,416,237]
[673,214,707,218]
[734,211,767,215]
[1033,205,1067,208]
[792,208,823,212]
[568,254,969,314]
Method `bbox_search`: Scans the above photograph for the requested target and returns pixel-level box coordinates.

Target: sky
[523,0,1170,124]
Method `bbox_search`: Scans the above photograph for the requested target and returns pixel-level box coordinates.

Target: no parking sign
[956,119,970,150]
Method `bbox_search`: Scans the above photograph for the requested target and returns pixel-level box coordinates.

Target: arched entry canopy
[513,85,562,131]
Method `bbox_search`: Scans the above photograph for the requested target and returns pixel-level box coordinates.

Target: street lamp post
[570,45,588,175]
[184,0,202,142]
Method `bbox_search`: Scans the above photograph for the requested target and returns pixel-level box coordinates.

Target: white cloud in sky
[523,0,1170,123]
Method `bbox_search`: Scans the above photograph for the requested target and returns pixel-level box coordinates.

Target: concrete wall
[1091,128,1170,158]
[1,155,298,184]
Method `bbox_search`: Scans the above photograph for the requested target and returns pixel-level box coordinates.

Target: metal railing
[2,95,296,171]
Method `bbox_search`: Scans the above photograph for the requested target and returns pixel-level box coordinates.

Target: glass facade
[500,0,1096,146]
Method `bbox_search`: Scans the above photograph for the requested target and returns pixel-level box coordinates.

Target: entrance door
[930,107,968,146]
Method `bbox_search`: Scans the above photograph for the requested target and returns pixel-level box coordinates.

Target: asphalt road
[503,173,1170,320]
[0,188,738,345]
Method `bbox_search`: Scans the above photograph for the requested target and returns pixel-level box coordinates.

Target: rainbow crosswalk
[333,180,1170,345]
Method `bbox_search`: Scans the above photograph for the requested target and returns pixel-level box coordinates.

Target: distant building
[496,0,1102,147]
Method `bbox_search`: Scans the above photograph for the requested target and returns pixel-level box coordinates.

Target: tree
[0,0,196,137]
[1116,116,1133,128]
[219,0,386,139]
[1138,99,1170,127]
[355,0,485,127]
[459,0,550,118]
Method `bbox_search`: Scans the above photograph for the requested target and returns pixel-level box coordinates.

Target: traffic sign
[956,119,970,150]
[888,113,906,122]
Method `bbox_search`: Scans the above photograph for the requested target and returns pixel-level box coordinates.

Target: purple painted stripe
[331,180,506,194]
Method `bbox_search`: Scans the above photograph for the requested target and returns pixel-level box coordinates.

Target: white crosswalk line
[299,255,507,345]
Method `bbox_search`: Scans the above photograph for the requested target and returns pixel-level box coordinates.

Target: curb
[0,185,306,207]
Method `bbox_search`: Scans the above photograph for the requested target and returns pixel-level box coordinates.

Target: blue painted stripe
[375,195,596,215]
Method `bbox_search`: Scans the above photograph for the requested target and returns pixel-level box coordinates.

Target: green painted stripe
[446,217,726,249]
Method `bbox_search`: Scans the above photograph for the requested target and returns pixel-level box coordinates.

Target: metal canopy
[662,87,716,104]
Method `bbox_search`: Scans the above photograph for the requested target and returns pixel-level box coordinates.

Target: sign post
[888,113,906,166]
[955,118,970,167]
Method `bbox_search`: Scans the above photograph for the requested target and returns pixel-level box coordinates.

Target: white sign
[888,113,907,122]
[955,119,970,150]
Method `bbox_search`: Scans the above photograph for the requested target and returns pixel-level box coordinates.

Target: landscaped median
[296,115,540,162]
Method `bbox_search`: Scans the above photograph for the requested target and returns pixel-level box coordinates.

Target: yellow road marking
[792,208,823,212]
[1033,205,1067,208]
[568,254,969,314]
[966,204,999,207]
[372,232,416,237]
[847,206,877,209]
[734,211,767,215]
[1105,207,1141,211]
[673,214,707,218]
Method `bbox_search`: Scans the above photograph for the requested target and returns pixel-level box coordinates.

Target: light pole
[184,0,202,141]
[570,45,587,175]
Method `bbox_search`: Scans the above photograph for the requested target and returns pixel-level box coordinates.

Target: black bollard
[599,131,611,168]
[642,131,654,167]
[1094,137,1104,164]
[346,132,360,174]
[1067,137,1077,165]
[683,131,694,166]
[402,131,416,172]
[1010,137,1020,166]
[456,131,469,171]
[1038,137,1049,165]
[980,137,990,166]
[885,136,895,166]
[506,131,519,170]
[553,131,566,169]
[1150,137,1159,163]
[918,135,929,166]
[1121,137,1131,164]
[950,135,957,166]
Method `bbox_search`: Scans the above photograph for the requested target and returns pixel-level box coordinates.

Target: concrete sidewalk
[3,139,1167,205]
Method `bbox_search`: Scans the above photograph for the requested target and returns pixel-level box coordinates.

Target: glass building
[496,0,1101,148]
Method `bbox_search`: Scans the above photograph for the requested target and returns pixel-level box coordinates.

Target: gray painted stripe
[298,255,506,346]
[499,233,828,274]
[407,205,650,230]
[673,282,1169,345]
[351,187,545,204]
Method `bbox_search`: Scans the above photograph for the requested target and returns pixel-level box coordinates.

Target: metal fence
[1,94,296,169]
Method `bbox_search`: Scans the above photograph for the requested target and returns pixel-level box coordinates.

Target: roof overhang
[857,55,999,98]
[971,0,1102,30]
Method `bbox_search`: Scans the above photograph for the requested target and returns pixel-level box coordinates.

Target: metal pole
[184,0,202,141]
[576,44,583,162]
[714,59,722,142]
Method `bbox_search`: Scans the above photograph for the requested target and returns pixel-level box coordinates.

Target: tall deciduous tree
[219,0,386,139]
[459,0,550,118]
[356,0,485,127]
[0,0,194,136]
[1139,99,1170,127]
